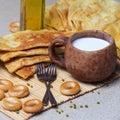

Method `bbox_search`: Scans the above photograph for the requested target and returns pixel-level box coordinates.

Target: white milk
[72,37,110,51]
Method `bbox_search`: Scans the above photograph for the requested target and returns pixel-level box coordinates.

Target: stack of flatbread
[0,29,73,79]
[45,0,120,58]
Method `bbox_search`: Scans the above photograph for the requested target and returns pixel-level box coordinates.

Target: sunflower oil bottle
[20,0,45,30]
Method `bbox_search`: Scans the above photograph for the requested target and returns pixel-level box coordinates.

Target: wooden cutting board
[0,63,120,120]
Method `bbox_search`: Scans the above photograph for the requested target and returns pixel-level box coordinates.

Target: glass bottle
[20,0,45,30]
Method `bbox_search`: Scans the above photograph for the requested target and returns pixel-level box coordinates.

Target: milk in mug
[72,37,110,51]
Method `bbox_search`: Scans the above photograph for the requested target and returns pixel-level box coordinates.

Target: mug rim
[69,30,115,53]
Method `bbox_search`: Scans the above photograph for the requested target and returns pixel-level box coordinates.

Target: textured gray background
[0,0,120,120]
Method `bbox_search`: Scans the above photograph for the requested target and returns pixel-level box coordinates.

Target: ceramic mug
[48,30,117,83]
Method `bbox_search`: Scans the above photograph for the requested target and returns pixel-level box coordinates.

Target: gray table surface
[0,0,120,120]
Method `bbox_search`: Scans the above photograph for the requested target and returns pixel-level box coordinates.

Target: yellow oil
[20,0,45,30]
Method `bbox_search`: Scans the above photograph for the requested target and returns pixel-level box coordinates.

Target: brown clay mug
[48,30,117,83]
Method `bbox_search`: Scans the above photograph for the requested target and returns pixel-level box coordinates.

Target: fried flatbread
[45,5,65,31]
[117,48,120,59]
[53,2,71,31]
[68,1,101,31]
[0,46,64,62]
[0,29,73,51]
[103,19,120,49]
[15,62,51,79]
[0,48,48,62]
[45,0,75,31]
[45,0,120,33]
[81,1,119,30]
[15,65,36,80]
[5,55,50,73]
[94,16,117,30]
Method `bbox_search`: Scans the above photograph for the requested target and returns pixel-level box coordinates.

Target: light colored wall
[46,0,57,5]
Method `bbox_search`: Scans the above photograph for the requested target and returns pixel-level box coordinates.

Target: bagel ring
[0,79,13,92]
[0,89,5,100]
[9,21,20,33]
[60,81,81,96]
[2,97,22,111]
[22,99,43,113]
[8,85,29,98]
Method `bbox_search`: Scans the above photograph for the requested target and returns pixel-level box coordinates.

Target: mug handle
[48,36,69,68]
